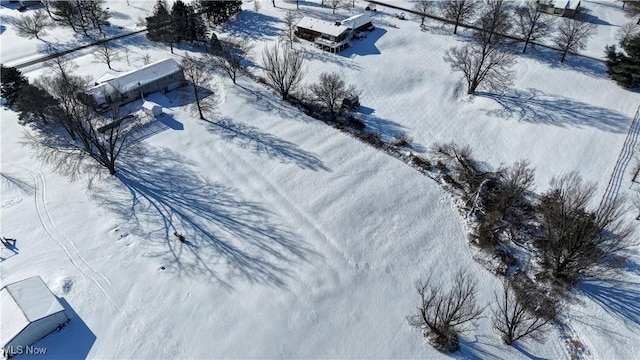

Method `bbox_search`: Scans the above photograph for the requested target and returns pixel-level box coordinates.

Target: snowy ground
[2,0,640,359]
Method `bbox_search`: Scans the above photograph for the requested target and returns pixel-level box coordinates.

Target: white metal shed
[1,276,68,358]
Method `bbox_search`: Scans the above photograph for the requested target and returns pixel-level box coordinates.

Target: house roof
[296,16,349,37]
[341,14,372,29]
[551,0,580,10]
[89,58,182,97]
[1,276,65,346]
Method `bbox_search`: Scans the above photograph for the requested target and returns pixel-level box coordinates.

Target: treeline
[146,0,242,52]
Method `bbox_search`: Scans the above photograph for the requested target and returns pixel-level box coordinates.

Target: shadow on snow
[479,88,630,133]
[577,278,640,327]
[93,147,313,289]
[205,117,330,172]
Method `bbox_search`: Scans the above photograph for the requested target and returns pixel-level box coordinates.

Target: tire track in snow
[21,167,137,317]
[599,105,640,210]
[210,134,351,266]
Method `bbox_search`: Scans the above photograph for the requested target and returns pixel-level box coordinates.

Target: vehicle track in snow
[21,166,137,317]
[599,105,640,210]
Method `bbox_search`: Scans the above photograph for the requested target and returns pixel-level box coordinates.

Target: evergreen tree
[197,0,241,25]
[1,65,28,107]
[606,33,640,88]
[171,0,190,42]
[16,83,57,124]
[146,0,175,52]
[186,5,207,45]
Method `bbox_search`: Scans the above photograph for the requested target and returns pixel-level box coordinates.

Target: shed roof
[296,16,349,37]
[551,0,580,10]
[0,276,65,345]
[341,14,372,29]
[142,100,161,110]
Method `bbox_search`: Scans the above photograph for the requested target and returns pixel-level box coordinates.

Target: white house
[87,58,185,109]
[295,14,374,53]
[1,276,68,358]
[537,0,581,17]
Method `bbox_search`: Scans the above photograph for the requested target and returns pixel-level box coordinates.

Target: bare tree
[440,0,478,34]
[262,42,307,100]
[537,173,636,283]
[444,43,515,95]
[330,0,342,14]
[94,43,121,70]
[407,270,484,353]
[554,14,598,62]
[444,0,515,94]
[281,11,297,49]
[253,0,261,12]
[310,72,356,119]
[621,0,640,24]
[491,280,556,345]
[27,59,139,177]
[181,54,215,120]
[140,53,152,65]
[413,0,434,26]
[209,37,253,84]
[12,9,51,40]
[514,0,553,53]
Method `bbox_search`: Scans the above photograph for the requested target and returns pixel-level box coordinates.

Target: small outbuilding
[1,276,68,358]
[142,100,163,118]
[537,0,581,17]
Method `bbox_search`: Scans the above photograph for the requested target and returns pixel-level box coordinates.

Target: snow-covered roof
[0,276,65,345]
[551,0,580,10]
[341,14,372,29]
[296,16,349,37]
[142,100,161,110]
[90,58,181,96]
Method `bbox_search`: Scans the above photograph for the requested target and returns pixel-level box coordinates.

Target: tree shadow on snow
[205,117,330,171]
[221,10,281,40]
[577,278,640,327]
[479,88,630,133]
[519,45,608,79]
[457,335,507,360]
[93,147,314,289]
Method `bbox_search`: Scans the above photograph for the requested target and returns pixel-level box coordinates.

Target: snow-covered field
[2,0,640,359]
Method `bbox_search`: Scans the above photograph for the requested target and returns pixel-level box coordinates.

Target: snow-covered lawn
[2,0,639,359]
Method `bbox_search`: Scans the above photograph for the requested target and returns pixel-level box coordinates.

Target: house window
[554,7,563,14]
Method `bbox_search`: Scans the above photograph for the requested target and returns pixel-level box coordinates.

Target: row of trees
[438,0,597,94]
[408,270,555,352]
[409,142,635,352]
[146,0,207,53]
[146,0,242,53]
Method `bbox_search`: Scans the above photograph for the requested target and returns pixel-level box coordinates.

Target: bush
[412,155,431,170]
[408,270,484,353]
[390,133,413,148]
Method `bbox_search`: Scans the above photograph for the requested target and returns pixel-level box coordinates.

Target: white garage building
[1,276,68,358]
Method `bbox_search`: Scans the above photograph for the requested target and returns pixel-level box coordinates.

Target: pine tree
[606,33,640,88]
[1,65,28,107]
[146,0,175,52]
[16,83,57,124]
[171,0,189,43]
